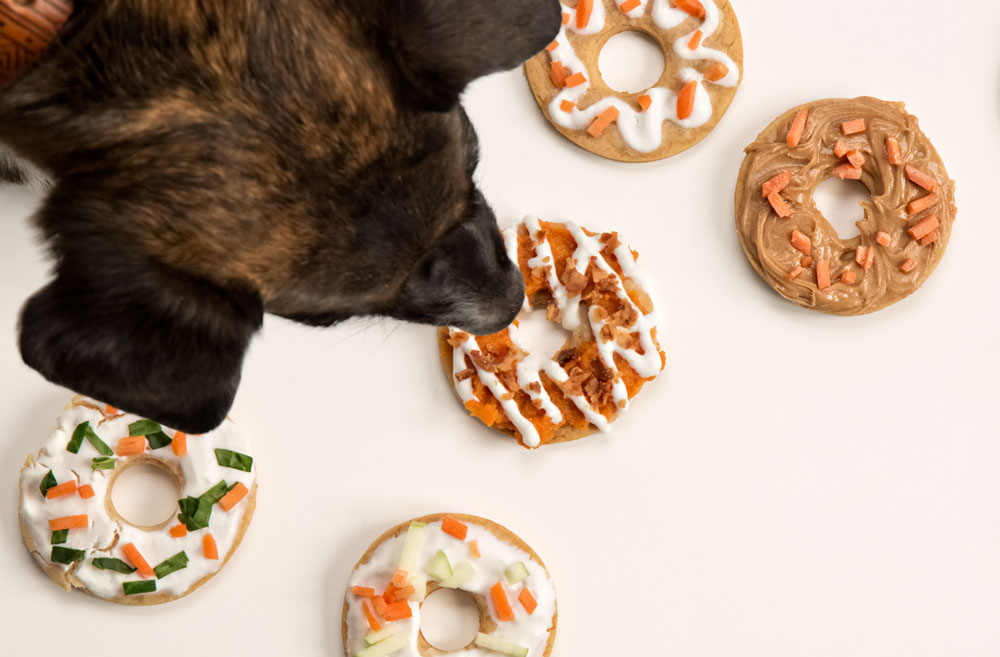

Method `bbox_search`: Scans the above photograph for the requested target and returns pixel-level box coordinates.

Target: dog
[0,0,561,432]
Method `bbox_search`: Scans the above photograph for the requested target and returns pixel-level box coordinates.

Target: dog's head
[9,0,560,431]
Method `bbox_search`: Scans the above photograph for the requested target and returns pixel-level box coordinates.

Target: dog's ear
[19,235,263,434]
[382,0,562,111]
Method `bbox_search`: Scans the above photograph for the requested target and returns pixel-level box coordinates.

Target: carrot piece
[845,150,865,168]
[218,481,248,511]
[565,72,587,88]
[832,164,862,180]
[876,231,891,246]
[587,106,620,137]
[620,0,641,12]
[49,514,88,531]
[46,480,77,499]
[761,170,791,198]
[105,404,118,415]
[169,524,188,538]
[900,258,917,273]
[790,229,812,255]
[841,271,857,285]
[384,601,413,621]
[688,30,703,49]
[546,40,558,52]
[841,118,866,135]
[115,435,146,456]
[203,533,219,560]
[907,192,938,215]
[490,582,516,622]
[908,214,940,241]
[519,588,538,615]
[637,94,652,111]
[800,256,813,268]
[561,12,569,25]
[905,164,938,191]
[855,246,868,267]
[676,80,697,120]
[383,583,400,603]
[442,515,469,540]
[816,260,831,290]
[704,62,729,82]
[77,484,95,499]
[675,0,706,18]
[833,139,848,159]
[352,586,375,597]
[372,595,389,616]
[885,137,902,165]
[576,0,593,28]
[363,599,383,632]
[393,585,416,601]
[787,266,804,280]
[919,231,939,246]
[392,570,408,588]
[469,540,481,559]
[122,543,154,578]
[549,61,567,87]
[768,192,792,218]
[560,99,575,112]
[786,108,808,148]
[172,431,187,457]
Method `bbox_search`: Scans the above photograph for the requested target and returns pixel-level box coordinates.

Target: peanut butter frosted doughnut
[735,97,956,315]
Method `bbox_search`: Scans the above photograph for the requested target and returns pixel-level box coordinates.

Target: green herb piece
[128,419,162,436]
[177,480,229,531]
[145,430,172,450]
[66,423,87,453]
[123,580,156,595]
[39,470,57,497]
[92,456,116,470]
[93,558,136,574]
[68,421,113,456]
[153,551,189,579]
[214,448,253,472]
[84,426,113,456]
[51,546,85,564]
[51,529,68,545]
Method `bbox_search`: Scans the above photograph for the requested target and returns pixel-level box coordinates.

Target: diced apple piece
[355,631,408,657]
[426,550,452,582]
[475,633,529,657]
[397,521,427,575]
[364,628,399,647]
[410,576,427,602]
[440,561,476,589]
[504,562,530,585]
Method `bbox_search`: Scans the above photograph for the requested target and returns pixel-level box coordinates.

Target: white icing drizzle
[345,519,556,657]
[19,399,256,600]
[447,217,663,448]
[547,0,740,153]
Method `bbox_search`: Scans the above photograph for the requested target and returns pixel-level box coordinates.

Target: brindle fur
[1,0,560,431]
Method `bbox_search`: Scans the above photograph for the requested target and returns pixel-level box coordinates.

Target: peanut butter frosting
[735,97,956,315]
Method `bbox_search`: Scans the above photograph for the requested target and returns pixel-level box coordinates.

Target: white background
[2,1,999,655]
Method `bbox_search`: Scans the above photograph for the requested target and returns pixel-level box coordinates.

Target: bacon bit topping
[563,264,589,295]
[637,94,652,111]
[840,119,866,135]
[587,106,620,137]
[688,30,703,49]
[560,99,575,112]
[907,192,938,215]
[761,170,791,198]
[577,0,594,28]
[555,348,577,367]
[787,266,804,280]
[790,229,812,255]
[876,231,891,246]
[908,214,940,241]
[676,80,697,120]
[815,260,831,290]
[675,0,706,19]
[886,137,902,165]
[549,61,567,87]
[833,139,849,159]
[591,358,614,382]
[900,258,917,273]
[800,256,813,268]
[905,164,938,191]
[601,231,622,252]
[620,0,641,12]
[455,367,476,382]
[447,331,470,348]
[919,231,939,246]
[841,271,857,285]
[565,71,587,88]
[845,150,866,168]
[768,192,792,218]
[526,381,541,394]
[546,40,558,52]
[786,109,809,148]
[470,346,516,373]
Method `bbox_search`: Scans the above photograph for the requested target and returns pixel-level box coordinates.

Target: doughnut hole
[516,302,574,362]
[813,177,870,240]
[419,587,485,652]
[598,30,665,94]
[107,457,183,530]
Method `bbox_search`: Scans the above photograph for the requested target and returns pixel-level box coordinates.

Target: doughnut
[438,217,665,448]
[343,514,556,657]
[18,396,257,605]
[524,0,743,162]
[735,97,957,315]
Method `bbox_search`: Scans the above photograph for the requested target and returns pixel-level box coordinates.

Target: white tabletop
[2,1,998,655]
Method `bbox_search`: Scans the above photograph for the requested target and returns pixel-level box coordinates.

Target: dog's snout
[457,259,525,335]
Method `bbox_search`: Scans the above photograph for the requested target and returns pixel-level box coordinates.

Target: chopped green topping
[145,431,172,450]
[440,561,476,589]
[128,419,161,436]
[39,470,57,497]
[69,422,113,456]
[92,456,116,470]
[214,448,253,472]
[177,480,228,531]
[123,580,156,596]
[51,546,85,564]
[364,628,400,646]
[474,633,529,657]
[51,529,68,545]
[66,424,86,453]
[425,550,453,582]
[93,558,136,574]
[355,632,408,657]
[505,562,530,585]
[153,551,189,579]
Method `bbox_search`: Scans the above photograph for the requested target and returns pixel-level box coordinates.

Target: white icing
[447,217,663,448]
[19,399,256,600]
[345,519,556,657]
[547,0,740,153]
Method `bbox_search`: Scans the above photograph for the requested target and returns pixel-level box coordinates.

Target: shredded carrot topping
[790,229,812,255]
[49,514,88,531]
[115,435,146,457]
[841,271,857,285]
[675,0,706,18]
[840,119,866,135]
[546,40,558,52]
[905,164,938,191]
[549,61,567,87]
[469,540,481,559]
[169,524,188,538]
[353,586,375,597]
[856,246,868,267]
[122,542,154,578]
[577,0,594,28]
[372,595,389,616]
[620,0,641,12]
[676,80,697,120]
[637,94,652,111]
[761,170,791,198]
[384,601,413,621]
[519,587,538,615]
[560,99,575,112]
[900,258,917,273]
[704,62,728,82]
[562,12,569,25]
[801,256,813,268]
[46,480,77,499]
[392,570,408,588]
[833,139,848,159]
[786,108,808,148]
[908,214,940,241]
[832,164,862,180]
[203,533,219,560]
[688,30,703,49]
[172,431,187,457]
[816,260,831,290]
[885,137,902,165]
[768,192,792,218]
[491,582,516,622]
[876,231,891,246]
[219,482,248,511]
[919,231,939,246]
[105,404,118,415]
[787,266,804,280]
[77,484,95,499]
[907,192,938,215]
[587,106,620,137]
[564,71,587,88]
[363,599,383,632]
[845,150,865,168]
[442,516,469,540]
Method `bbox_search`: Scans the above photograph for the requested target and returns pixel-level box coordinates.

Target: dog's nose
[456,261,525,335]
